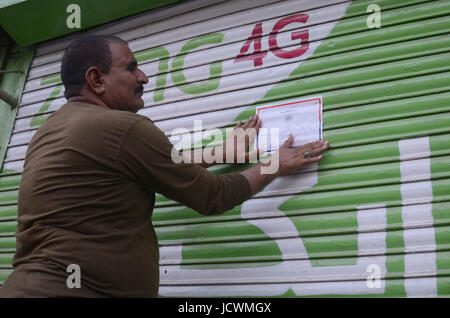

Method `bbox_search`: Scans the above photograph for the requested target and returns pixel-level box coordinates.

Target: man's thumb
[281,134,294,149]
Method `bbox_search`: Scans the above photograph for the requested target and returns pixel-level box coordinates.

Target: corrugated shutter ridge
[1,0,449,297]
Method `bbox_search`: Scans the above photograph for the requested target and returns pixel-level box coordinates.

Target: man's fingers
[239,115,261,145]
[308,142,329,157]
[243,115,254,129]
[311,140,328,150]
[295,140,329,155]
[293,140,328,166]
[252,114,259,126]
[249,115,261,136]
[303,139,327,149]
[251,115,261,134]
[299,146,328,161]
[256,117,262,132]
[292,153,323,169]
[243,115,260,130]
[242,117,250,130]
[304,155,323,164]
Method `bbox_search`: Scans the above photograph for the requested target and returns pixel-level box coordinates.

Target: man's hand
[276,135,329,176]
[241,135,329,196]
[222,115,262,164]
[188,115,262,168]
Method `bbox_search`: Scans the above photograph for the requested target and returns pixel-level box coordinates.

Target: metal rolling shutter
[1,0,449,297]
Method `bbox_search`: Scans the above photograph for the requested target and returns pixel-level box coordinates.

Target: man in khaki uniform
[0,35,328,297]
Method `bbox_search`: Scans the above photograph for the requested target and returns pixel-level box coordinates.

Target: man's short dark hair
[61,34,128,99]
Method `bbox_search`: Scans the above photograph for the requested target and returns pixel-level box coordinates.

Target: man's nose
[137,68,149,84]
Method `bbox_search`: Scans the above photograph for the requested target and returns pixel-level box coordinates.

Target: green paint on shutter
[30,84,63,127]
[383,279,407,298]
[327,0,450,37]
[0,237,15,251]
[181,240,282,265]
[0,190,18,205]
[432,180,450,203]
[156,219,275,245]
[0,253,13,266]
[290,35,450,81]
[40,74,62,86]
[292,211,357,236]
[435,227,450,246]
[0,206,17,220]
[430,133,450,156]
[325,91,450,130]
[0,269,13,284]
[384,206,406,296]
[171,33,224,95]
[153,205,243,226]
[437,277,450,296]
[0,221,16,235]
[385,253,406,275]
[436,251,450,272]
[310,161,402,191]
[433,203,450,223]
[279,184,402,213]
[0,174,21,191]
[431,156,450,178]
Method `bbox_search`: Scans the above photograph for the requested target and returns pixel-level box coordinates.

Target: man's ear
[85,66,105,95]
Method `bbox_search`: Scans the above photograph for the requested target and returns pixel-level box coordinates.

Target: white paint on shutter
[399,137,437,297]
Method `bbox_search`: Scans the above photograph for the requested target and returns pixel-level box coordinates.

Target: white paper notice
[256,96,323,153]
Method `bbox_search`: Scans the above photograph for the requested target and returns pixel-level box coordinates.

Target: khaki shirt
[0,102,251,297]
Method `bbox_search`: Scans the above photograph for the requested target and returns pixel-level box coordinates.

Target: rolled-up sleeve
[117,117,251,215]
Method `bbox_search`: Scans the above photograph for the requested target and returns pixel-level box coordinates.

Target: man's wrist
[240,161,279,196]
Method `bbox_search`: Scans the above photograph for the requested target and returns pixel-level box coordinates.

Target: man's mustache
[135,85,144,94]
